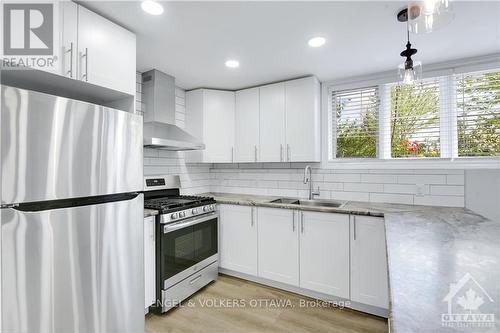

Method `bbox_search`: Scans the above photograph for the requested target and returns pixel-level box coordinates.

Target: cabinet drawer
[161,261,218,312]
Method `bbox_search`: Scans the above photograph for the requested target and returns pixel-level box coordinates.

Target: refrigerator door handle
[8,192,140,212]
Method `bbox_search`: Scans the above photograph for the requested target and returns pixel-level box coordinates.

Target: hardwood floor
[146,274,388,333]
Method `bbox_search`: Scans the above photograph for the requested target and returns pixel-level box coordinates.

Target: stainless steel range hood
[142,70,204,150]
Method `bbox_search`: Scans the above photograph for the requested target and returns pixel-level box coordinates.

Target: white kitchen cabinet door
[350,215,389,309]
[219,205,258,275]
[285,77,321,162]
[257,208,299,286]
[77,5,136,95]
[185,89,235,163]
[46,1,78,78]
[259,83,286,162]
[203,90,235,163]
[144,216,156,310]
[299,211,350,298]
[235,88,260,162]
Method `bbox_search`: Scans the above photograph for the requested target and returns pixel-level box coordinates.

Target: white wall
[136,73,212,194]
[210,164,465,207]
[465,169,500,222]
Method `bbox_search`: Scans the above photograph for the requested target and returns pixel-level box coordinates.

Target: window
[330,69,500,161]
[333,87,378,158]
[456,71,500,157]
[389,79,441,158]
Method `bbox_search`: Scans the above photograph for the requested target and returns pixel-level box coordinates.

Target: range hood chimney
[142,70,205,150]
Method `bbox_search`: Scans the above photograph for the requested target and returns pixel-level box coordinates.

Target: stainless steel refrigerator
[0,85,144,332]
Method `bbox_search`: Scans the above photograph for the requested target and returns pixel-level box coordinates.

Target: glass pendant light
[397,21,422,85]
[406,0,454,34]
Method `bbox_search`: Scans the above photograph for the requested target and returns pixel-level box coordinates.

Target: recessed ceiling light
[141,1,164,15]
[225,60,240,68]
[308,37,326,48]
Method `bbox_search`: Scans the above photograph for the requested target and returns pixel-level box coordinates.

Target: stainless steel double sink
[268,197,346,208]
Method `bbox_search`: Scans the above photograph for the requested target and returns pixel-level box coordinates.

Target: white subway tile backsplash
[430,185,465,196]
[323,173,361,183]
[447,174,465,185]
[397,174,447,185]
[361,174,397,184]
[414,195,464,207]
[370,193,414,205]
[344,182,384,193]
[331,191,370,202]
[209,166,465,207]
[383,184,428,195]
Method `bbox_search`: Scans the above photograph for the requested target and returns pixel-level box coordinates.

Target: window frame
[321,54,500,169]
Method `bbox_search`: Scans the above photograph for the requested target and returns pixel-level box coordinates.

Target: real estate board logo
[441,273,495,329]
[2,1,58,69]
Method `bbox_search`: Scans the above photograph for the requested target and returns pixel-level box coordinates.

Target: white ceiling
[83,1,500,90]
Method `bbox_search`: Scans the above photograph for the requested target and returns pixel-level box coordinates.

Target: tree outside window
[457,71,500,157]
[390,81,440,158]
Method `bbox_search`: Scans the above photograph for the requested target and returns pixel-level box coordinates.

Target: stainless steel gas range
[144,175,218,313]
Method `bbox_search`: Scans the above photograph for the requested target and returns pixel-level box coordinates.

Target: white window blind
[329,68,500,162]
[333,87,379,158]
[456,70,500,157]
[386,79,441,158]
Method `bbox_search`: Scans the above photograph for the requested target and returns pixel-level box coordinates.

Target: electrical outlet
[416,184,426,197]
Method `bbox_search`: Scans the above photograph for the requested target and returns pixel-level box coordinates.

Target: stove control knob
[179,211,186,218]
[210,205,215,210]
[203,206,208,212]
[192,208,198,214]
[171,212,178,219]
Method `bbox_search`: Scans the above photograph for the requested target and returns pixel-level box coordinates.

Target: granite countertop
[201,192,500,333]
[144,208,158,218]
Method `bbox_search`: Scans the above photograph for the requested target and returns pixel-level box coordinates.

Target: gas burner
[144,195,215,212]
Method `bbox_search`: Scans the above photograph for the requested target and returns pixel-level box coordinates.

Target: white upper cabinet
[219,205,258,275]
[235,88,260,162]
[259,83,286,162]
[350,215,389,309]
[77,5,136,95]
[36,2,135,96]
[257,207,299,286]
[285,77,321,162]
[185,89,235,163]
[299,211,350,298]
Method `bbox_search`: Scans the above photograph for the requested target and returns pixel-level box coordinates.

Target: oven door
[158,212,218,289]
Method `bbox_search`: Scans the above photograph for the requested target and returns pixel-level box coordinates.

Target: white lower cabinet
[219,204,258,275]
[299,211,350,298]
[144,216,156,310]
[350,215,389,309]
[257,207,299,286]
[217,204,389,314]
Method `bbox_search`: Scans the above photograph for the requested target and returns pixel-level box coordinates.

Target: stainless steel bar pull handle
[231,147,234,163]
[189,274,202,284]
[81,48,88,81]
[292,212,295,231]
[251,207,254,226]
[254,146,258,162]
[353,216,357,240]
[287,144,291,162]
[301,212,304,233]
[66,42,73,78]
[280,144,283,162]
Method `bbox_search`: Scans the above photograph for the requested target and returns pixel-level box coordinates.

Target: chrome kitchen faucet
[303,165,320,200]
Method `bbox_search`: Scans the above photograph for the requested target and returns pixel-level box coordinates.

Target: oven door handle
[163,212,219,233]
